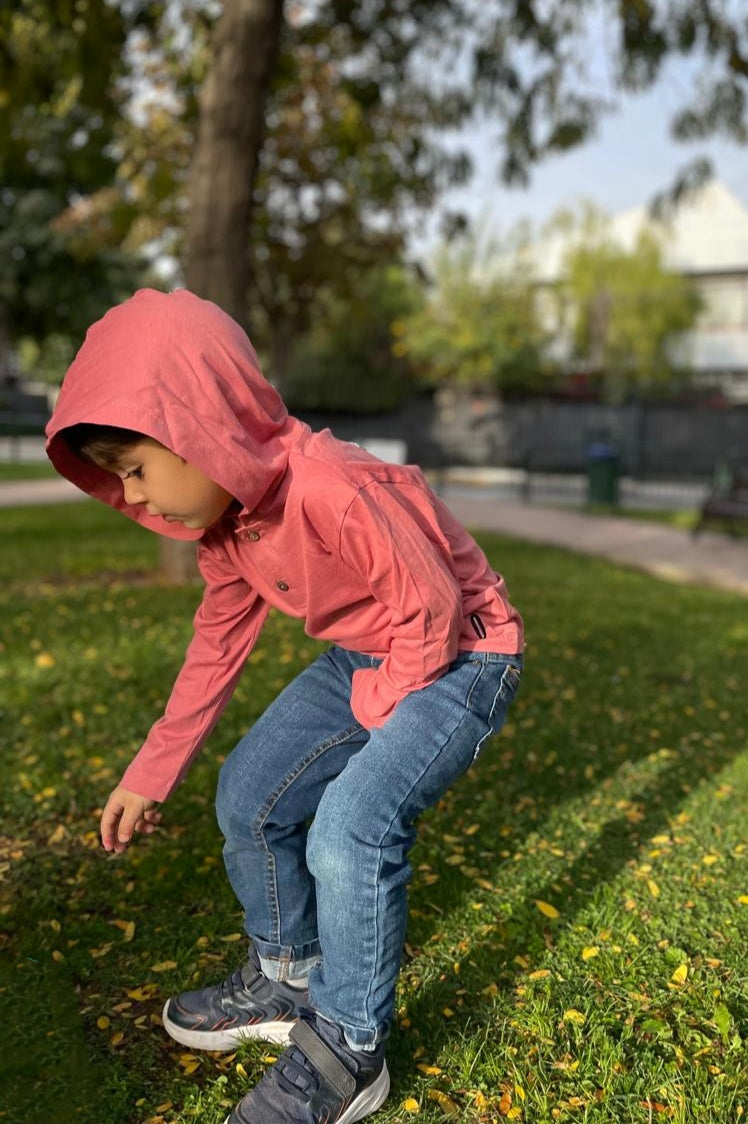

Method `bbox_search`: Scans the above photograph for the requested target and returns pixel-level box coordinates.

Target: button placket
[276,580,289,592]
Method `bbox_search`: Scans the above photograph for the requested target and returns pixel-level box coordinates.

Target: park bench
[693,464,748,538]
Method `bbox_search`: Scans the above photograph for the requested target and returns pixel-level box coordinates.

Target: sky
[415,43,748,258]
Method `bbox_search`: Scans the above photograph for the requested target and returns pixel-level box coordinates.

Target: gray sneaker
[162,944,307,1050]
[224,1010,390,1124]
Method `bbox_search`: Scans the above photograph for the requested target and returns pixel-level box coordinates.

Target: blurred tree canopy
[399,230,550,395]
[555,206,702,400]
[1,0,746,389]
[0,0,158,373]
[282,265,421,413]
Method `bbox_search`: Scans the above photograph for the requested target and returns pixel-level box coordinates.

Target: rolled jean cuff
[254,936,321,982]
[338,1016,389,1051]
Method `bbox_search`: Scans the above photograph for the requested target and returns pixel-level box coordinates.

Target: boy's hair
[63,423,147,468]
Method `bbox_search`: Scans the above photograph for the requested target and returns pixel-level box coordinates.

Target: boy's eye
[123,467,144,480]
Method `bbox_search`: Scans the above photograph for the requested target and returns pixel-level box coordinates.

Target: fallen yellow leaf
[113,919,136,942]
[403,1097,421,1113]
[582,946,599,960]
[35,652,55,669]
[127,984,160,1001]
[150,961,177,972]
[427,1089,459,1115]
[671,964,688,986]
[97,1016,110,1030]
[416,1064,443,1075]
[535,900,560,919]
[647,880,660,898]
[563,1008,586,1026]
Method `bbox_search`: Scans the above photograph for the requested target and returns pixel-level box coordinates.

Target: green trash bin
[585,442,620,505]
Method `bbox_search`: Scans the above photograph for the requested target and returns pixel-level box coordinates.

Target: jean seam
[252,723,364,947]
[464,660,487,710]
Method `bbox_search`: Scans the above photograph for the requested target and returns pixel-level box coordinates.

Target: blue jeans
[215,646,522,1049]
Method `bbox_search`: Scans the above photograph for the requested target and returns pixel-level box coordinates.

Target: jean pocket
[498,661,522,704]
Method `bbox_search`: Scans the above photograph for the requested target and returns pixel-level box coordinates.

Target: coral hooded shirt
[46,289,523,803]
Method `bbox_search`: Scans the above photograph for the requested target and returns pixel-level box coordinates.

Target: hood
[46,288,306,540]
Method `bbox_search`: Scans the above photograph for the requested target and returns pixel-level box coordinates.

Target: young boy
[46,288,523,1124]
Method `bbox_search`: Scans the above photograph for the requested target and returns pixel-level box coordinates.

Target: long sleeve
[120,543,270,802]
[338,485,464,728]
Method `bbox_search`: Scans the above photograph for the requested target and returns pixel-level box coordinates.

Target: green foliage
[0,0,155,372]
[282,266,421,413]
[557,205,702,399]
[400,230,550,393]
[2,0,747,387]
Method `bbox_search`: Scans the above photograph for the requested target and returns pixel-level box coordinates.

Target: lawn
[1,502,746,1124]
[0,461,57,481]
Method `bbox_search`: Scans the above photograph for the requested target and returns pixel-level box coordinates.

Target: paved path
[2,478,747,597]
[444,490,748,597]
[0,478,87,507]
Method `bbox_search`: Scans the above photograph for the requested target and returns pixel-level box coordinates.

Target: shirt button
[276,580,289,592]
[244,530,260,541]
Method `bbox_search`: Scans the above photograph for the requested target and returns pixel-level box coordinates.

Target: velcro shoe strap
[290,1020,356,1098]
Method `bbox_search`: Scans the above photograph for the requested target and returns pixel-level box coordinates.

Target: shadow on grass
[395,714,745,1090]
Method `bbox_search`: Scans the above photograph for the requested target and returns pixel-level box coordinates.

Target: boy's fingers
[116,807,141,850]
[100,791,160,853]
[133,807,162,834]
[101,799,125,852]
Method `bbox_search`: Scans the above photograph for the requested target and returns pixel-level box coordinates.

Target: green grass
[584,504,698,530]
[0,460,57,481]
[1,504,747,1123]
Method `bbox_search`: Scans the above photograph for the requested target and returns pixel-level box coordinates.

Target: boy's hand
[101,785,162,853]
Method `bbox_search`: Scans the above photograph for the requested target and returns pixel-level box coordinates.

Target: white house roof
[526,179,748,283]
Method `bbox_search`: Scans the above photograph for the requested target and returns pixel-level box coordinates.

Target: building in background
[528,180,748,402]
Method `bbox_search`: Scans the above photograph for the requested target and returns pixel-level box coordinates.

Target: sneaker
[224,1010,390,1124]
[162,944,307,1050]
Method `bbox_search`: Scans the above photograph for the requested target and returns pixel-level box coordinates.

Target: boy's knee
[306,817,351,885]
[215,750,259,838]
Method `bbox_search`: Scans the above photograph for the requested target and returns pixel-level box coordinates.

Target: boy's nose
[123,478,146,505]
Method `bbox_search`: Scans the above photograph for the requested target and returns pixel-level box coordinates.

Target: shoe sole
[222,1062,390,1124]
[162,1000,296,1051]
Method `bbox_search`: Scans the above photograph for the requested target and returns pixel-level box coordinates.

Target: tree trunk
[185,0,286,328]
[160,0,286,582]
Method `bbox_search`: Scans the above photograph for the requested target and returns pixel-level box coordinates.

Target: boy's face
[111,439,234,530]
